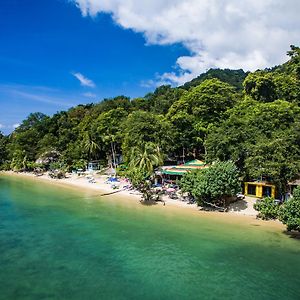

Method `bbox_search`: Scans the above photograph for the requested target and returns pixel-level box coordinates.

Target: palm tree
[83,132,100,160]
[129,143,163,175]
[127,143,164,203]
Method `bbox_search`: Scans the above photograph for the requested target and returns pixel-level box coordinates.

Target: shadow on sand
[140,200,158,206]
[228,200,248,212]
[283,230,300,240]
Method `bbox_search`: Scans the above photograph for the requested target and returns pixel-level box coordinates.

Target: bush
[254,197,279,220]
[278,187,300,231]
[71,159,87,171]
[180,161,240,208]
[116,164,128,177]
[25,161,42,172]
[0,161,11,171]
[49,161,66,171]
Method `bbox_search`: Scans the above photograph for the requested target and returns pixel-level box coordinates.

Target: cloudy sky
[0,0,299,134]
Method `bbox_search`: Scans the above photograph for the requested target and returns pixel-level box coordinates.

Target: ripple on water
[0,175,299,300]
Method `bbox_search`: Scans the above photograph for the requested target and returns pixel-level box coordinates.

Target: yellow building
[244,182,276,198]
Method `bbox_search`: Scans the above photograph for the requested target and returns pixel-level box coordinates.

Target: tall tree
[122,110,173,161]
[205,99,300,195]
[129,143,163,175]
[167,78,237,157]
[243,72,277,102]
[82,132,100,161]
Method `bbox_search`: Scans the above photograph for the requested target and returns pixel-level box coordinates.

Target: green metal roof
[161,159,208,176]
[162,169,186,176]
[184,159,206,166]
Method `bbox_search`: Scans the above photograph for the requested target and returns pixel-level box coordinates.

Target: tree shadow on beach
[283,230,300,240]
[228,200,248,212]
[139,200,158,206]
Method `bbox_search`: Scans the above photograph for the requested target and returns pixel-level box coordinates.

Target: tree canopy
[180,161,240,208]
[1,45,300,199]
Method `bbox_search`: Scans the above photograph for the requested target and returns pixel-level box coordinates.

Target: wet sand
[0,171,285,232]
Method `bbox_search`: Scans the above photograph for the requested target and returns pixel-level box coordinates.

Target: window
[247,184,256,195]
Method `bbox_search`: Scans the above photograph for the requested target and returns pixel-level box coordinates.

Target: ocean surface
[0,175,299,300]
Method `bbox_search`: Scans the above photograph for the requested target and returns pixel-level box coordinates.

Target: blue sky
[0,0,188,134]
[1,0,299,134]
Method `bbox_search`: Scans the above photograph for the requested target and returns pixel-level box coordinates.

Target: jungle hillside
[1,46,300,197]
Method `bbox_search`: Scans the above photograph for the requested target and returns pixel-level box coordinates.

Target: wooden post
[256,184,263,198]
[244,183,248,196]
[271,186,275,198]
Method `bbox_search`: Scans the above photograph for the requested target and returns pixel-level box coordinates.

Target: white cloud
[72,0,300,85]
[0,83,81,108]
[0,123,18,130]
[12,90,75,107]
[72,72,96,87]
[140,79,157,88]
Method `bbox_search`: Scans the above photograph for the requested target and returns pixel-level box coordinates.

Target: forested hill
[182,68,248,91]
[1,45,300,194]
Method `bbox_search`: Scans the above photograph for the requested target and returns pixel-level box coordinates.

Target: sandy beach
[1,170,254,210]
[0,170,286,231]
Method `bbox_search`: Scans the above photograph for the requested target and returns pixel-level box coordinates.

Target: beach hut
[244,181,276,198]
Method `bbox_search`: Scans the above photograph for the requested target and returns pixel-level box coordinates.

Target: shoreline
[0,170,285,231]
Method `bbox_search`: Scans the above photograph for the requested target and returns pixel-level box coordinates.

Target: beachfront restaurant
[244,181,276,198]
[160,159,208,182]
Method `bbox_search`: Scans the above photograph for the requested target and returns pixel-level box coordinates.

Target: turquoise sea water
[0,175,299,300]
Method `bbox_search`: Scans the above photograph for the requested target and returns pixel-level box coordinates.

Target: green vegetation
[253,197,279,220]
[182,68,247,91]
[279,187,300,232]
[254,187,300,232]
[180,161,240,209]
[1,46,300,213]
[126,143,163,203]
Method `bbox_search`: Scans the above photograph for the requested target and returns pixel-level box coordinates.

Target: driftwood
[99,188,125,197]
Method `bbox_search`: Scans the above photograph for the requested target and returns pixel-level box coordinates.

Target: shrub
[0,161,11,171]
[71,159,87,171]
[180,161,240,208]
[278,187,300,231]
[254,197,279,220]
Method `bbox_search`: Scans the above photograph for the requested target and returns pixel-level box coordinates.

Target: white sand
[1,170,288,232]
[1,170,258,216]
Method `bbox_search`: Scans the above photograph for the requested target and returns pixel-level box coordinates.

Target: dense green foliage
[205,46,300,196]
[1,46,300,203]
[205,99,300,194]
[253,197,279,220]
[180,161,240,208]
[167,78,237,156]
[125,144,163,203]
[254,187,300,232]
[182,68,247,91]
[0,133,8,166]
[279,187,300,232]
[128,143,163,175]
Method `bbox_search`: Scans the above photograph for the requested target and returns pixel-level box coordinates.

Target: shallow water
[0,175,299,300]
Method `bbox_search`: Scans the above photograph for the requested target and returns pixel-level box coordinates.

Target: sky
[0,0,300,134]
